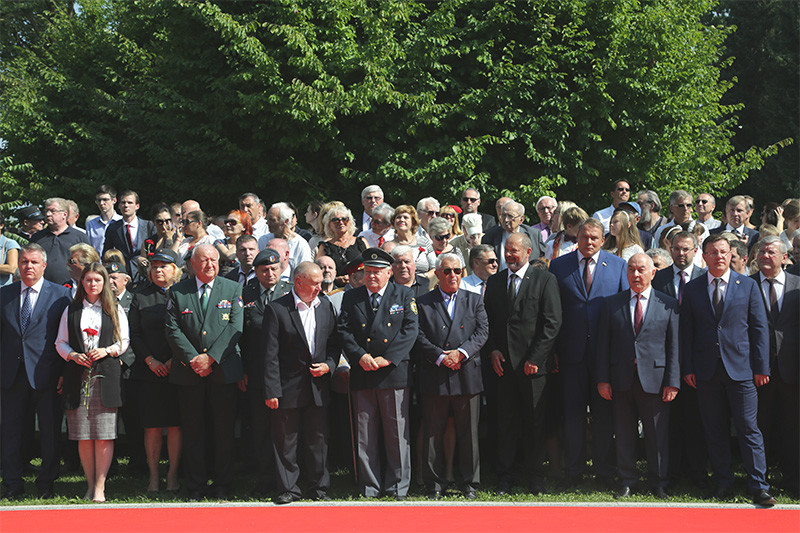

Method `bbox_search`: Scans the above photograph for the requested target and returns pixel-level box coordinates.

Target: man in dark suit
[165,244,244,500]
[1,243,71,499]
[239,248,292,496]
[415,253,488,499]
[337,248,418,499]
[459,187,497,233]
[752,235,799,497]
[596,253,679,498]
[709,195,759,252]
[481,200,545,265]
[263,262,339,504]
[681,233,774,506]
[549,217,629,487]
[102,190,154,284]
[225,235,259,286]
[485,232,562,494]
[652,231,708,488]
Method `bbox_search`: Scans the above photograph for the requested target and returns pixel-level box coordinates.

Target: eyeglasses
[673,203,692,209]
[154,218,171,225]
[500,214,522,220]
[537,205,557,212]
[180,219,195,226]
[372,219,390,226]
[331,217,350,224]
[462,197,479,203]
[224,219,240,226]
[442,267,462,275]
[695,199,708,205]
[481,258,499,265]
[433,234,451,241]
[44,208,65,214]
[617,187,630,192]
[440,213,455,220]
[423,210,439,217]
[68,258,83,265]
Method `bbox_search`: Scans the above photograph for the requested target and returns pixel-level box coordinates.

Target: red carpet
[2,505,799,533]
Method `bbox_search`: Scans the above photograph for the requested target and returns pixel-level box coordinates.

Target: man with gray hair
[360,185,385,232]
[653,190,701,246]
[259,202,313,279]
[481,200,545,269]
[239,192,269,240]
[636,190,666,237]
[390,245,430,298]
[646,248,672,270]
[533,196,557,241]
[165,243,244,500]
[709,195,759,251]
[460,187,496,233]
[31,198,91,284]
[460,244,498,295]
[65,200,86,233]
[416,197,440,238]
[695,193,720,230]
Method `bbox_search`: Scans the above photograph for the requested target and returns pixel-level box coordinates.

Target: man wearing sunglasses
[461,245,498,296]
[694,193,720,230]
[592,179,632,234]
[415,253,488,499]
[459,188,496,233]
[416,197,440,239]
[484,232,562,495]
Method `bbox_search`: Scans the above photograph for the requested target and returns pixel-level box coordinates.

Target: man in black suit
[651,230,708,488]
[484,232,562,494]
[1,244,71,499]
[165,244,244,500]
[481,200,545,266]
[752,236,799,497]
[709,195,759,252]
[596,253,680,498]
[225,235,259,286]
[102,190,154,284]
[459,187,497,233]
[415,253,488,499]
[239,248,293,496]
[263,262,339,504]
[337,248,418,499]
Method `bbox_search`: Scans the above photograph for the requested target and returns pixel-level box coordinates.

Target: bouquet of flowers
[81,328,104,416]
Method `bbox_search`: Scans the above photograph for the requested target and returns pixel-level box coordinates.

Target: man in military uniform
[338,248,419,499]
[239,248,292,496]
[165,244,244,500]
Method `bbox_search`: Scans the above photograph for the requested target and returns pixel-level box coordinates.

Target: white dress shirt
[578,249,601,280]
[293,290,321,356]
[55,300,130,359]
[460,273,486,295]
[19,276,46,312]
[759,270,786,313]
[706,270,731,305]
[629,286,652,330]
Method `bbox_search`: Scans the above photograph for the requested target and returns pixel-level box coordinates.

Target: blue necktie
[20,288,32,333]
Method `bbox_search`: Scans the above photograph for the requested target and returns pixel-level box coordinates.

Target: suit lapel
[432,289,451,325]
[4,283,22,335]
[370,284,392,334]
[720,272,741,322]
[28,281,51,329]
[288,301,311,353]
[313,302,330,358]
[569,253,587,299]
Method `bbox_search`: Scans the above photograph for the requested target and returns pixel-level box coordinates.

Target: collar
[124,217,138,229]
[196,277,215,292]
[760,270,786,285]
[577,249,601,263]
[707,269,731,285]
[509,261,530,280]
[439,287,457,301]
[293,289,320,311]
[23,276,46,293]
[116,289,127,301]
[726,223,745,234]
[673,264,693,277]
[367,283,388,299]
[82,298,103,309]
[631,286,652,300]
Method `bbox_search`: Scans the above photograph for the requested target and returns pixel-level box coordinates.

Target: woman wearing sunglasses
[317,205,369,287]
[215,209,253,276]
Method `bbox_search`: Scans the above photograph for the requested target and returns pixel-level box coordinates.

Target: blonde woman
[602,210,644,261]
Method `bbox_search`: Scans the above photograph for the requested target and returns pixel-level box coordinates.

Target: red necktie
[678,270,687,304]
[582,257,593,294]
[126,224,134,252]
[633,294,643,335]
[378,236,385,247]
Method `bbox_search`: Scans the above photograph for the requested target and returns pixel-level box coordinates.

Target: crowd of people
[0,182,797,507]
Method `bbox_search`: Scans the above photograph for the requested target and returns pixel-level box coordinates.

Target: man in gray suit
[597,253,680,498]
[415,253,488,499]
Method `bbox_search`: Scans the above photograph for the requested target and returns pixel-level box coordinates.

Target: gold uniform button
[367,338,371,343]
[203,348,208,352]
[387,322,391,327]
[362,323,366,328]
[383,339,388,343]
[202,331,207,335]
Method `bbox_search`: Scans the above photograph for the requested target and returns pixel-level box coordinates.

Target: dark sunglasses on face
[224,219,240,226]
[674,203,692,209]
[433,234,451,241]
[696,199,708,204]
[424,210,439,217]
[441,213,455,219]
[617,187,630,192]
[180,219,195,226]
[442,268,462,275]
[154,218,171,225]
[482,258,499,265]
[462,197,479,203]
[331,217,350,224]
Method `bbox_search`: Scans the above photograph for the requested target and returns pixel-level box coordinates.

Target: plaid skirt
[66,370,117,440]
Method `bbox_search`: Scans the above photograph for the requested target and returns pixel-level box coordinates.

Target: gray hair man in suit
[596,253,679,499]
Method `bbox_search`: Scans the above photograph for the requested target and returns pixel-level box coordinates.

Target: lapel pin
[602,262,607,267]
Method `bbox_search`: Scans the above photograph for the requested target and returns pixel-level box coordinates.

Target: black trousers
[757,365,799,494]
[271,404,329,498]
[1,365,61,491]
[178,380,237,493]
[422,393,480,491]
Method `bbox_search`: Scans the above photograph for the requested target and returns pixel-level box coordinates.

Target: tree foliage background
[0,0,795,220]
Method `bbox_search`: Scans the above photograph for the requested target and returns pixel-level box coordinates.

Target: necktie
[199,284,209,315]
[370,292,380,313]
[633,294,643,335]
[507,274,518,309]
[767,279,779,322]
[582,257,593,294]
[378,236,385,247]
[20,287,33,333]
[126,223,134,252]
[712,278,724,319]
[678,270,687,304]
[480,281,486,297]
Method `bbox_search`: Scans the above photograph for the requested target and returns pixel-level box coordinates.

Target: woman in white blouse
[56,262,129,502]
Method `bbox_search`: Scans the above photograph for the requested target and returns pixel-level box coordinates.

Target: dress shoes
[752,490,777,507]
[312,493,330,502]
[462,488,477,500]
[615,486,634,499]
[274,492,298,505]
[652,487,669,499]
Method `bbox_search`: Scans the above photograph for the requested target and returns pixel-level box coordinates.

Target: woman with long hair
[389,205,436,276]
[602,210,644,261]
[129,249,183,493]
[56,262,129,502]
[439,205,463,236]
[317,205,369,286]
[177,210,214,266]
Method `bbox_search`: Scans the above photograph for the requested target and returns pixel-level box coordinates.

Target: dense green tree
[0,0,787,221]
